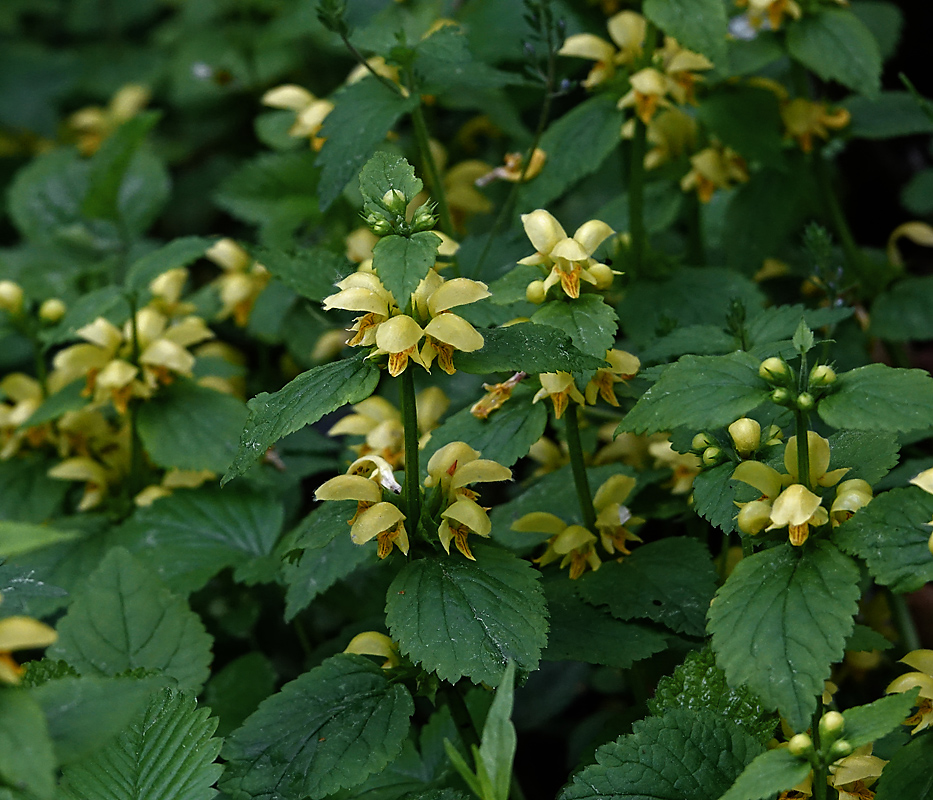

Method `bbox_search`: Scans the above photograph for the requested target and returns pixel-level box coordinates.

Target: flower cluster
[533,349,640,419]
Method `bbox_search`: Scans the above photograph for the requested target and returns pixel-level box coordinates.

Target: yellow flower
[67,84,150,156]
[261,84,334,151]
[323,272,397,347]
[438,497,492,560]
[0,594,57,684]
[781,98,850,153]
[513,514,602,579]
[519,209,615,299]
[622,108,698,170]
[648,436,701,494]
[886,649,933,734]
[205,239,270,326]
[533,372,586,420]
[828,745,886,800]
[830,479,873,526]
[618,67,672,125]
[593,474,643,556]
[559,11,646,88]
[344,631,401,669]
[470,371,527,420]
[656,38,713,106]
[736,0,802,31]
[475,149,547,186]
[680,144,749,203]
[585,349,640,406]
[0,373,48,459]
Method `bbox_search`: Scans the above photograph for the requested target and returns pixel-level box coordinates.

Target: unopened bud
[410,203,436,233]
[764,425,784,446]
[526,280,546,304]
[702,446,724,466]
[0,281,24,315]
[828,739,853,760]
[809,364,837,387]
[759,357,792,385]
[381,188,407,216]
[692,432,714,452]
[819,710,845,744]
[38,298,67,323]
[368,217,392,236]
[787,733,814,758]
[728,418,761,457]
[589,263,614,290]
[796,392,815,411]
[770,387,793,406]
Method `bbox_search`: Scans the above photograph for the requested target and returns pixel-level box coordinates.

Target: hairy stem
[811,703,828,800]
[565,404,597,532]
[795,352,811,490]
[409,97,455,241]
[400,366,421,530]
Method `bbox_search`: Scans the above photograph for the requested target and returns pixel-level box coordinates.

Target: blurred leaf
[454,322,606,374]
[643,0,728,65]
[844,92,933,139]
[717,747,812,800]
[818,364,933,432]
[531,295,618,359]
[0,689,56,800]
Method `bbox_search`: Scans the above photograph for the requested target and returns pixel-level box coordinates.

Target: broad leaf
[223,351,380,483]
[454,323,606,374]
[22,379,87,428]
[844,91,933,139]
[0,520,80,559]
[577,538,717,637]
[708,541,860,730]
[359,151,422,207]
[870,276,933,340]
[846,623,893,653]
[0,689,56,800]
[649,648,778,744]
[843,690,920,750]
[49,547,213,692]
[42,285,127,346]
[256,246,352,303]
[643,0,728,66]
[717,747,812,800]
[786,9,881,94]
[697,87,783,166]
[620,352,769,436]
[558,708,762,800]
[203,652,277,738]
[0,563,66,617]
[873,731,933,800]
[476,661,517,800]
[414,26,516,94]
[818,363,933,432]
[531,295,618,359]
[221,654,414,800]
[125,236,214,292]
[60,688,223,800]
[693,462,739,533]
[834,487,933,593]
[827,429,899,484]
[373,231,441,309]
[386,543,547,685]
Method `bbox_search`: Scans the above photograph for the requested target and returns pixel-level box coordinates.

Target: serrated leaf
[421,384,546,469]
[531,296,618,359]
[359,151,422,205]
[639,324,737,363]
[697,87,783,166]
[0,563,67,617]
[844,91,933,139]
[516,94,624,209]
[120,486,283,593]
[620,352,769,436]
[125,236,214,292]
[32,675,155,764]
[828,430,899,484]
[316,78,418,211]
[373,231,441,310]
[558,709,762,800]
[0,689,56,800]
[281,500,378,622]
[137,380,248,473]
[204,652,277,739]
[693,462,739,533]
[577,538,717,637]
[873,731,933,800]
[386,543,547,686]
[643,0,728,65]
[843,690,920,750]
[453,323,606,374]
[786,8,881,95]
[833,486,933,593]
[649,648,778,744]
[543,577,667,669]
[0,521,81,559]
[223,351,380,484]
[792,319,814,354]
[846,623,893,652]
[413,26,516,94]
[850,0,903,60]
[717,747,812,800]
[49,547,213,691]
[870,276,933,340]
[708,541,860,730]
[818,363,933,432]
[221,654,414,800]
[256,246,352,303]
[60,687,223,800]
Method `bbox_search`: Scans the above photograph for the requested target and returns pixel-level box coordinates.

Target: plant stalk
[811,703,828,800]
[400,366,421,531]
[628,116,648,279]
[795,353,811,490]
[409,95,455,241]
[565,404,597,532]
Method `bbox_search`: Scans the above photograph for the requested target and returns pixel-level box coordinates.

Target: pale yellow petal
[350,502,405,545]
[442,498,492,537]
[901,649,933,676]
[559,34,616,62]
[732,460,783,499]
[139,339,195,376]
[573,219,615,256]
[522,209,567,257]
[0,616,57,651]
[769,484,823,528]
[424,314,484,352]
[426,278,490,314]
[315,474,381,502]
[593,474,636,511]
[375,315,424,354]
[450,459,512,489]
[511,512,566,535]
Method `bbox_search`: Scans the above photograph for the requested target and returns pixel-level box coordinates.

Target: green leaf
[386,543,547,685]
[870,276,933,340]
[786,8,881,95]
[120,486,284,593]
[49,547,213,691]
[643,0,728,65]
[543,577,668,669]
[850,0,903,60]
[281,500,378,622]
[697,87,783,166]
[693,462,739,533]
[21,379,87,428]
[792,319,814,354]
[620,352,769,436]
[32,675,155,764]
[717,747,812,800]
[0,689,56,800]
[516,94,624,208]
[204,652,277,739]
[873,731,933,800]
[359,151,423,206]
[846,623,893,652]
[558,709,762,800]
[649,648,778,744]
[843,690,920,750]
[221,654,414,800]
[125,236,214,292]
[477,661,517,800]
[316,78,419,211]
[0,520,80,559]
[818,363,933,432]
[41,285,127,346]
[531,295,618,359]
[137,380,248,473]
[828,430,899,484]
[454,323,606,374]
[223,351,380,484]
[577,538,717,637]
[82,111,161,221]
[0,563,66,617]
[844,91,933,139]
[414,26,516,94]
[60,687,223,800]
[902,169,933,215]
[116,150,171,238]
[257,246,351,303]
[639,325,737,363]
[373,231,441,310]
[421,384,546,469]
[833,486,933,593]
[708,541,860,730]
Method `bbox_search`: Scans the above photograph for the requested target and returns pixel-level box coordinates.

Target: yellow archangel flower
[559,10,646,89]
[261,84,335,151]
[585,349,640,406]
[886,649,933,734]
[648,436,702,494]
[474,149,547,187]
[344,631,402,669]
[828,745,887,800]
[593,474,643,556]
[0,593,57,684]
[622,108,698,170]
[533,372,586,420]
[780,98,851,153]
[0,373,48,459]
[470,371,527,420]
[680,144,749,203]
[618,40,712,125]
[205,239,271,326]
[67,83,150,156]
[519,209,616,300]
[736,0,802,31]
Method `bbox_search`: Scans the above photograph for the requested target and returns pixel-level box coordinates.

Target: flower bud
[0,281,24,315]
[728,418,761,457]
[368,217,392,236]
[796,392,815,411]
[589,263,614,290]
[818,710,845,744]
[763,425,784,446]
[410,203,437,233]
[702,446,724,466]
[692,432,714,453]
[381,188,407,216]
[828,739,853,760]
[787,733,814,758]
[809,364,836,388]
[770,387,793,406]
[526,280,546,304]
[759,357,792,385]
[737,500,772,535]
[38,298,67,323]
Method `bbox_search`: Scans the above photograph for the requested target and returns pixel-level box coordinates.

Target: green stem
[409,95,455,241]
[890,590,922,654]
[795,352,811,490]
[686,192,705,266]
[628,116,648,279]
[811,702,828,800]
[444,685,481,751]
[565,404,597,532]
[125,295,146,501]
[400,366,421,531]
[339,33,404,96]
